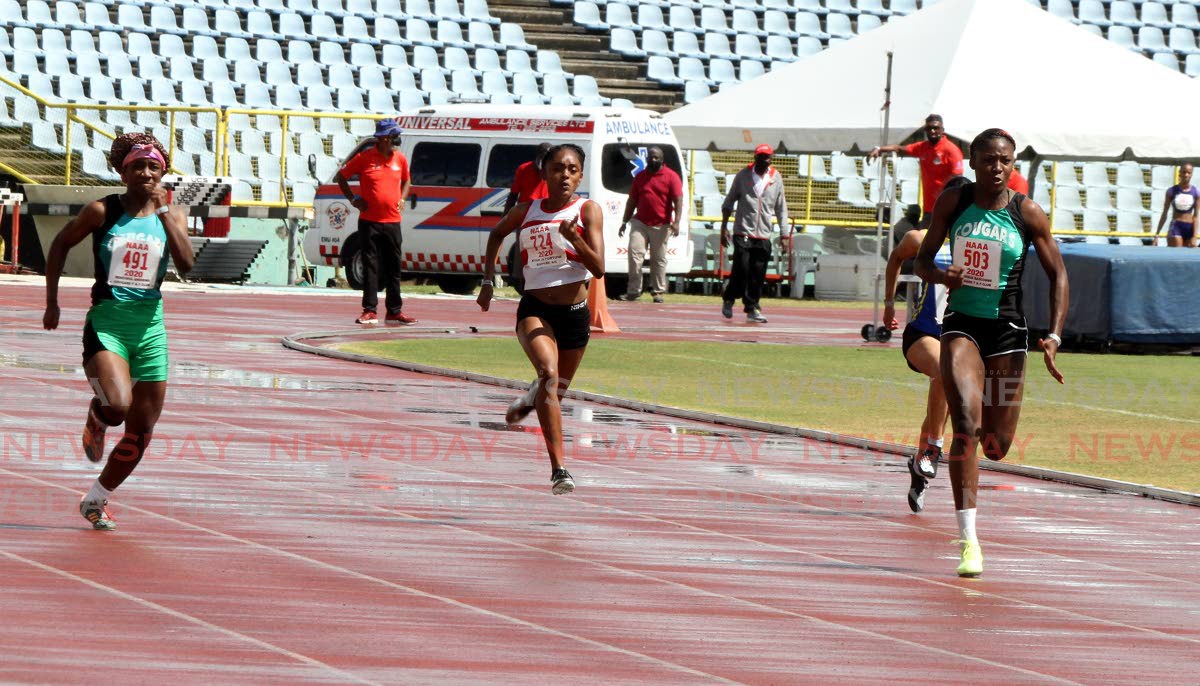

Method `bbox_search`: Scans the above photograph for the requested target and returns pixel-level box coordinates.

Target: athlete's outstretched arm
[915,187,963,290]
[478,202,528,311]
[883,229,925,329]
[560,199,605,279]
[1025,198,1068,384]
[43,200,107,330]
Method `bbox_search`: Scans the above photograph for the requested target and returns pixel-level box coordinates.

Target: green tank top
[946,186,1030,320]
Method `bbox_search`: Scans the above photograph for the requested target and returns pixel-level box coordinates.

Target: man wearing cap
[720,144,790,323]
[868,114,964,224]
[336,118,414,325]
[617,145,684,303]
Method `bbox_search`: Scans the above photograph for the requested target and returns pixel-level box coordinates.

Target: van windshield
[599,144,683,195]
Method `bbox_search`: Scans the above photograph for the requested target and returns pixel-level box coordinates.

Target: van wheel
[340,232,365,291]
[436,275,476,295]
[341,232,399,292]
[503,243,525,295]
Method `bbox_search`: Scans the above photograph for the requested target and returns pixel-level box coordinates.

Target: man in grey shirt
[720,144,790,323]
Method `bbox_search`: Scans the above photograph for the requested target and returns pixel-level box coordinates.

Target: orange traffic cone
[588,275,621,333]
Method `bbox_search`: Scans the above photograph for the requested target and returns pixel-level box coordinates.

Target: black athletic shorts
[901,324,938,374]
[940,311,1029,359]
[516,295,591,350]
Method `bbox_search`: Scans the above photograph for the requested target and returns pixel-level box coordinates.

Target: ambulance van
[304,104,691,294]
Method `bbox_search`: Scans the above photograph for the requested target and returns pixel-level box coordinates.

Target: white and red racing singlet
[518,197,592,290]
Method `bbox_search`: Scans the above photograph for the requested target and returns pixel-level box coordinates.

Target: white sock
[928,437,944,449]
[85,479,113,504]
[956,508,977,542]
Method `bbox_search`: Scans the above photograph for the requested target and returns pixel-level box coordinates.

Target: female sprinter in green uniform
[478,144,605,494]
[916,129,1068,577]
[43,133,194,530]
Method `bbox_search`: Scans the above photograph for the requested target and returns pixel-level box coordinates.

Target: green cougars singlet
[945,183,1030,320]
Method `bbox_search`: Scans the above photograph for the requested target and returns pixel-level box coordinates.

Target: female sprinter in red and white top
[478,143,605,495]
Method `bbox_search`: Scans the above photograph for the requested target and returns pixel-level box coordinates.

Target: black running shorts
[901,324,938,374]
[940,311,1029,359]
[516,295,591,351]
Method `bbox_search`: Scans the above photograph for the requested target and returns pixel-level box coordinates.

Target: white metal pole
[871,52,895,336]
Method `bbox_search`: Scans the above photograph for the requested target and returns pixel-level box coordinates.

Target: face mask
[648,159,663,171]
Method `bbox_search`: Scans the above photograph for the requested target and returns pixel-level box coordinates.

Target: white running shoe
[505,380,539,426]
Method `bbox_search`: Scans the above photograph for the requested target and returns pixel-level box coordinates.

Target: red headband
[122,143,166,169]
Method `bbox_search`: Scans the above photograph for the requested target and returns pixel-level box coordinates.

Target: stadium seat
[611,28,644,57]
[575,0,605,29]
[857,14,882,32]
[499,23,535,51]
[1168,28,1199,54]
[641,29,673,56]
[683,80,711,104]
[1046,0,1075,23]
[826,12,854,37]
[1055,186,1083,211]
[1116,162,1147,189]
[1081,162,1110,187]
[891,0,918,14]
[464,0,499,25]
[837,178,871,207]
[638,4,669,32]
[647,55,682,85]
[1152,51,1180,72]
[739,59,765,81]
[1186,54,1200,77]
[1107,25,1137,51]
[708,58,737,84]
[1085,186,1115,212]
[1173,2,1200,30]
[673,31,706,58]
[732,9,766,37]
[669,7,700,33]
[1150,165,1176,189]
[1108,1,1139,27]
[700,8,733,35]
[1140,1,1172,29]
[1116,187,1148,214]
[794,12,830,40]
[1077,0,1110,26]
[735,34,767,61]
[703,33,738,60]
[1117,210,1146,233]
[1052,209,1077,231]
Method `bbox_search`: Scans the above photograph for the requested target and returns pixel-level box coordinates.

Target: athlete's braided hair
[543,143,586,171]
[109,132,170,171]
[968,128,1016,158]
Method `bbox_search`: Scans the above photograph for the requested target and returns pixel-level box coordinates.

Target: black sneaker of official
[721,301,733,319]
[551,467,575,495]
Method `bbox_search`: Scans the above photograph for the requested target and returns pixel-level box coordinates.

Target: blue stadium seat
[434,0,465,23]
[481,70,510,96]
[1116,210,1146,232]
[796,36,822,58]
[857,14,882,32]
[700,7,733,34]
[82,3,119,31]
[506,49,534,74]
[1140,1,1172,29]
[638,4,669,32]
[390,66,418,91]
[319,42,347,68]
[1083,209,1111,232]
[214,9,250,38]
[826,13,853,38]
[732,9,766,37]
[412,45,443,73]
[739,59,765,81]
[792,0,826,16]
[1056,186,1084,211]
[1116,162,1146,189]
[1107,25,1136,51]
[683,79,710,103]
[647,55,682,85]
[543,73,572,99]
[473,47,504,74]
[669,6,701,33]
[468,21,506,51]
[512,71,541,99]
[451,70,483,98]
[406,0,438,21]
[672,31,706,58]
[794,12,830,39]
[499,23,535,51]
[1081,162,1109,187]
[437,20,472,49]
[1052,209,1077,231]
[606,3,635,29]
[1117,187,1148,214]
[762,12,796,38]
[735,34,766,61]
[1085,186,1115,212]
[575,1,605,29]
[382,44,410,68]
[464,0,500,25]
[678,56,710,85]
[703,32,737,60]
[169,55,197,82]
[857,0,891,16]
[1186,53,1200,76]
[1173,2,1200,30]
[1138,27,1167,52]
[765,34,795,60]
[1108,1,1139,27]
[1077,0,1110,26]
[1152,51,1180,71]
[1046,0,1075,22]
[642,29,673,56]
[264,61,294,86]
[708,58,737,84]
[537,50,565,75]
[1169,28,1199,54]
[406,19,442,47]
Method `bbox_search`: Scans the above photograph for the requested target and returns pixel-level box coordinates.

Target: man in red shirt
[869,114,964,223]
[336,118,414,325]
[1007,166,1029,195]
[502,142,551,215]
[617,146,684,303]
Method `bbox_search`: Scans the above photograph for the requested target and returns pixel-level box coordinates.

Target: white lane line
[0,468,738,685]
[0,548,380,685]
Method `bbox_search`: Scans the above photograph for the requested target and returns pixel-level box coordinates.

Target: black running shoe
[915,446,940,479]
[907,455,929,513]
[551,467,575,495]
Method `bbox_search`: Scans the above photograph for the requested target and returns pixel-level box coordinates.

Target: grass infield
[339,338,1200,494]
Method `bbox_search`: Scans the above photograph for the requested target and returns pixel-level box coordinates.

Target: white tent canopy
[665,0,1200,162]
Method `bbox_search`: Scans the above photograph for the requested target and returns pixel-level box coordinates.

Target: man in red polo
[617,146,684,303]
[869,114,964,222]
[336,117,414,325]
[502,142,551,215]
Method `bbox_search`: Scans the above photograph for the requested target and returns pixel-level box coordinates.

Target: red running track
[1,277,1197,684]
